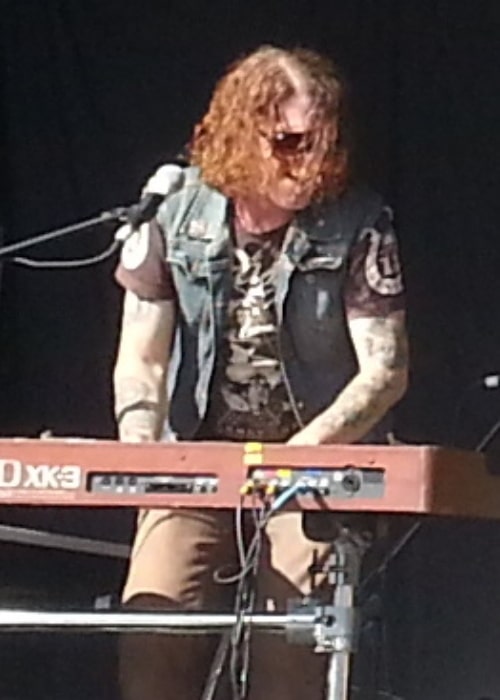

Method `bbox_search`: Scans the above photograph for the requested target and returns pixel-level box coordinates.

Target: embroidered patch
[361,228,403,296]
[120,224,150,271]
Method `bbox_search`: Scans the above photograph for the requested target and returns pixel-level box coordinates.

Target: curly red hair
[189,45,348,202]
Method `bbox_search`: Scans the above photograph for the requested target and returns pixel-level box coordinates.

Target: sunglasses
[263,130,316,157]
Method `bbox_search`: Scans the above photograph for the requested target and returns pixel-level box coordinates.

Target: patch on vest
[120,224,150,271]
[186,219,210,240]
[360,228,403,296]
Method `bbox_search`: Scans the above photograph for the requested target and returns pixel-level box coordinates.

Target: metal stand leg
[326,581,355,700]
[309,527,366,700]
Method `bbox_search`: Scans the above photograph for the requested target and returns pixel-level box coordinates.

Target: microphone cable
[10,240,120,269]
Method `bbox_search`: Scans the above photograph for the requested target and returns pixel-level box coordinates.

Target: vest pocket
[297,255,343,272]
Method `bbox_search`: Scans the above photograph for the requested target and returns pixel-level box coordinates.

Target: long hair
[189,46,349,201]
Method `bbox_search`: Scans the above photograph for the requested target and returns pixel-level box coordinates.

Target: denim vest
[156,168,391,442]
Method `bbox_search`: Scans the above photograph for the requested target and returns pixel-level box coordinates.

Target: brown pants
[120,508,333,700]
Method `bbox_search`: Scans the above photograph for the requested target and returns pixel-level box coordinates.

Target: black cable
[0,211,120,260]
[10,239,119,269]
[229,501,266,700]
[210,498,266,700]
[276,335,305,430]
[213,486,309,700]
[358,522,421,596]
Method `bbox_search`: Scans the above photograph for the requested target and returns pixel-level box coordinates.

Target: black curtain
[1,2,500,698]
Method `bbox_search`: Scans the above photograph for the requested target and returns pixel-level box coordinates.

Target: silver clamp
[286,599,357,653]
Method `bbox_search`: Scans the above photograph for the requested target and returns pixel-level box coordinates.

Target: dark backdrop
[1,1,500,699]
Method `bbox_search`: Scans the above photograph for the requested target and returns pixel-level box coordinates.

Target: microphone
[115,164,185,241]
[125,192,166,230]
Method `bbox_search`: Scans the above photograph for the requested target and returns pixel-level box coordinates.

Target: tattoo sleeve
[114,377,165,442]
[113,291,174,443]
[292,313,408,445]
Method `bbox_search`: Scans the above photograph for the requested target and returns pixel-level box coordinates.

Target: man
[114,45,408,700]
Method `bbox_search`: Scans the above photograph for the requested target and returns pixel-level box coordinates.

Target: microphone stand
[450,374,500,449]
[0,206,130,261]
[475,418,500,452]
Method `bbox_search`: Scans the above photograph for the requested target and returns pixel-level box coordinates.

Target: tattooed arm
[288,311,408,445]
[113,290,176,442]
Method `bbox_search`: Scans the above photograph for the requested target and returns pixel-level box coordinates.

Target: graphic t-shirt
[201,226,297,441]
